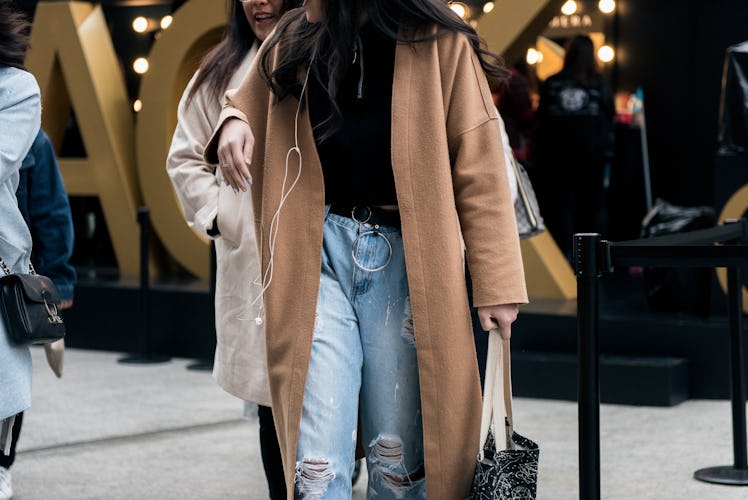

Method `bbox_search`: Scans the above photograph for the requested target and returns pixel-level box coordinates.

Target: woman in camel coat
[207,0,528,497]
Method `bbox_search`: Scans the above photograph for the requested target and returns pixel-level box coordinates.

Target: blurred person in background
[535,34,615,261]
[0,0,41,497]
[495,59,537,166]
[166,0,299,497]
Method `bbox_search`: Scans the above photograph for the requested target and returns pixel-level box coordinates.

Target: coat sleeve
[445,38,528,307]
[202,88,263,168]
[0,69,40,186]
[21,131,76,300]
[166,70,223,237]
[203,44,274,166]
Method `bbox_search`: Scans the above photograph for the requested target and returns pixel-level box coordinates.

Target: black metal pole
[138,207,151,355]
[694,265,748,484]
[728,266,748,470]
[118,207,170,364]
[575,233,601,500]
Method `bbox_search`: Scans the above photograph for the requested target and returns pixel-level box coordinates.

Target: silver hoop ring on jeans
[351,228,392,272]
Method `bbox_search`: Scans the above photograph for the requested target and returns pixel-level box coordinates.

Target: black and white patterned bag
[468,334,539,499]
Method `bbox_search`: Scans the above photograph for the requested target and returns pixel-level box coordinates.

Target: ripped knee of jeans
[295,457,335,499]
[368,434,425,498]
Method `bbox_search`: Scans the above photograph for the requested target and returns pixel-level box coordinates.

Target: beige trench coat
[167,46,272,406]
[207,25,528,499]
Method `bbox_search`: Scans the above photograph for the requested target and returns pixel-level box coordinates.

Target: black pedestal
[694,466,748,485]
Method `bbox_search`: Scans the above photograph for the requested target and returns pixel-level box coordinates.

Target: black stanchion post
[694,265,748,484]
[575,233,602,500]
[119,207,171,364]
[729,267,748,471]
[187,240,217,371]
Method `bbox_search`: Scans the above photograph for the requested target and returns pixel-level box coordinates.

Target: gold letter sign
[136,0,225,279]
[26,1,143,276]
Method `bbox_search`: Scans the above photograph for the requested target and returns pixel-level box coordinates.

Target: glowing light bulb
[450,2,467,19]
[160,15,173,30]
[133,99,142,112]
[598,0,616,14]
[132,16,148,33]
[526,48,541,65]
[598,45,615,63]
[561,0,577,15]
[133,57,149,74]
[483,2,495,14]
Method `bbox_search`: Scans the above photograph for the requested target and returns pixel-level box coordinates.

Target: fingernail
[246,178,253,185]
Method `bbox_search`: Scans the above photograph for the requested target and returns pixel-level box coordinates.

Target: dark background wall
[613,0,748,208]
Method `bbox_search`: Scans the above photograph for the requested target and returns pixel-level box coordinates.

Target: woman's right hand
[216,117,254,192]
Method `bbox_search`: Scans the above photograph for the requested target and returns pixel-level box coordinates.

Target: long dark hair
[186,0,296,106]
[562,35,600,86]
[0,0,31,70]
[261,0,507,139]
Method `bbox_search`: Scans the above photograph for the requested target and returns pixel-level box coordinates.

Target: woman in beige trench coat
[207,0,528,497]
[166,0,298,497]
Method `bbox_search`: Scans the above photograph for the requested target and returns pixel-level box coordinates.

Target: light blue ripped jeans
[295,209,426,499]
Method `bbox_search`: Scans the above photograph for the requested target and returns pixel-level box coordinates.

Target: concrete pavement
[8,347,748,499]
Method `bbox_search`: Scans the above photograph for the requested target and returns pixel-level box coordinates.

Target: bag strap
[0,258,35,276]
[478,330,515,458]
[502,336,514,436]
[0,258,10,276]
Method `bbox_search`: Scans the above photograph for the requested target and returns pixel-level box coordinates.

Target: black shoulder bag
[0,257,65,345]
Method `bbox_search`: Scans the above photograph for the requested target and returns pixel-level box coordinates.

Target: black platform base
[186,359,214,371]
[117,353,172,364]
[512,351,689,406]
[65,270,748,405]
[694,465,748,485]
[62,275,215,360]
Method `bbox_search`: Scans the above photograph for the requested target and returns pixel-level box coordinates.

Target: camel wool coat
[206,25,528,499]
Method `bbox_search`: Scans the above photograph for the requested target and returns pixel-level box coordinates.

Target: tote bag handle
[478,330,514,459]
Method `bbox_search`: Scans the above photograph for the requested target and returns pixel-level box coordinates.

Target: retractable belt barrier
[574,217,748,500]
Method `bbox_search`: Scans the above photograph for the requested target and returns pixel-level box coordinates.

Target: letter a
[25,1,145,277]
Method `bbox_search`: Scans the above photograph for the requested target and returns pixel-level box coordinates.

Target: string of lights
[33,0,619,114]
[448,0,617,68]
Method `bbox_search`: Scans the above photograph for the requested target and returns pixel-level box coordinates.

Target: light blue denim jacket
[0,66,41,420]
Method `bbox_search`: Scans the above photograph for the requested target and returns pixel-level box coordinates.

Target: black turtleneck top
[307,23,397,206]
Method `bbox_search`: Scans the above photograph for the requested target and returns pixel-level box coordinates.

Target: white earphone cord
[251,54,315,325]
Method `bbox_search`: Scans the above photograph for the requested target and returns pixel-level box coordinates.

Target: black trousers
[258,404,286,500]
[0,412,22,469]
